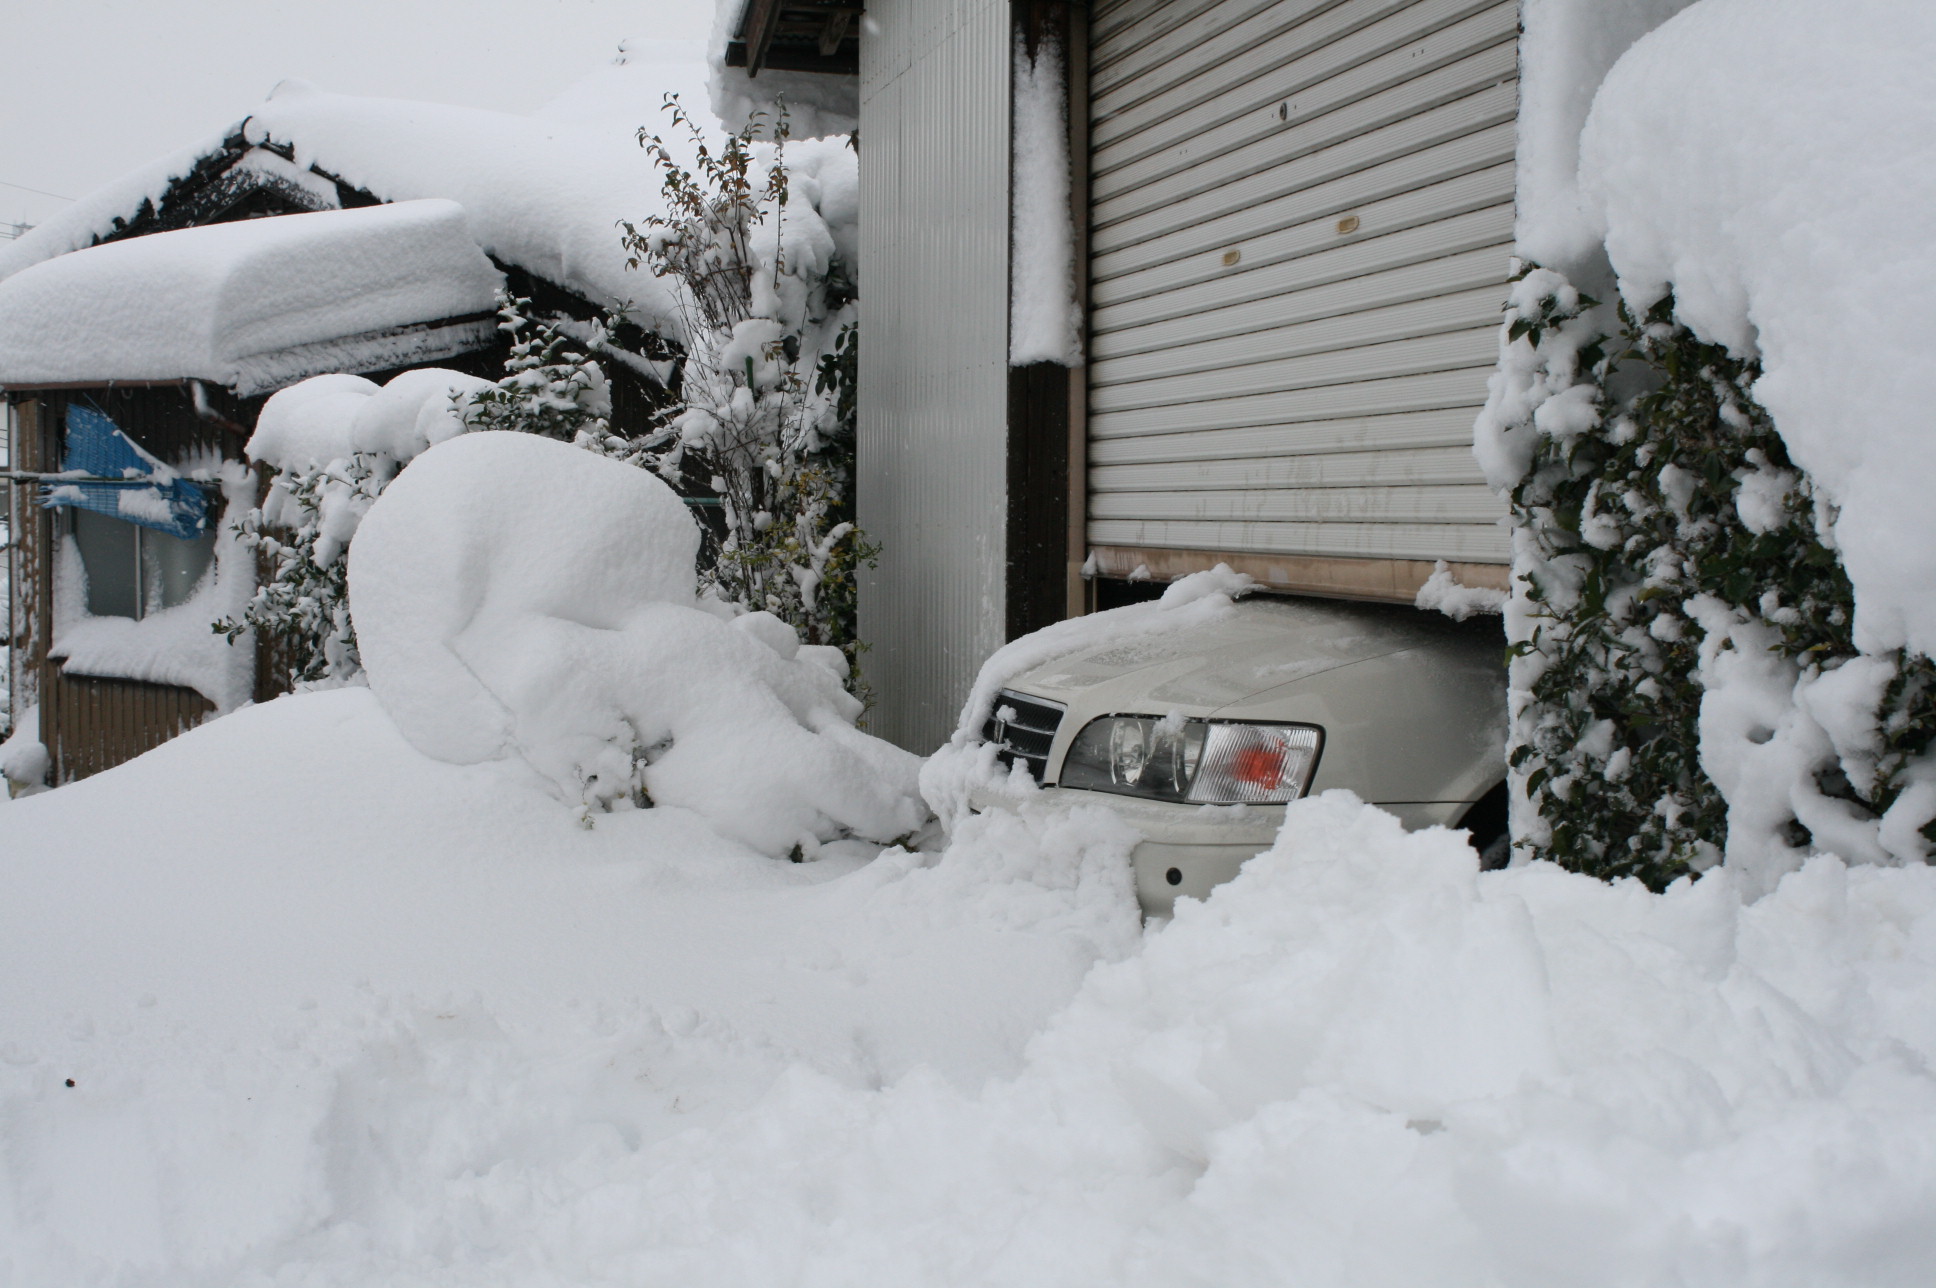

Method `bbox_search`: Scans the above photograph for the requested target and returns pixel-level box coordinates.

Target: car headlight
[1057,715,1322,805]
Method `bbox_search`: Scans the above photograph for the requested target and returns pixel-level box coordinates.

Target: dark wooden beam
[725,41,860,76]
[739,0,786,75]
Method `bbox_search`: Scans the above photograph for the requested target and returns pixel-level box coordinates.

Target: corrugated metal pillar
[858,0,1013,752]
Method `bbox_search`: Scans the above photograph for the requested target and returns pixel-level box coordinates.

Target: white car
[976,596,1510,916]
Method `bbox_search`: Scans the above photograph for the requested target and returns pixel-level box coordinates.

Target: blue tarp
[42,405,209,541]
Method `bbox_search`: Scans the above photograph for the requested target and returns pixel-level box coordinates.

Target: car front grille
[982,689,1066,782]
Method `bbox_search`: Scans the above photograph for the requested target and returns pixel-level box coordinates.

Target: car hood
[1004,596,1475,715]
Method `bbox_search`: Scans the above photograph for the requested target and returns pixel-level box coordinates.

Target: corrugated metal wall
[1086,0,1516,569]
[859,0,1013,752]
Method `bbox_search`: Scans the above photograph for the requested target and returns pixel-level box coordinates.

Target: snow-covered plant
[1489,265,1936,889]
[231,298,631,692]
[221,454,386,684]
[458,293,613,446]
[620,99,870,671]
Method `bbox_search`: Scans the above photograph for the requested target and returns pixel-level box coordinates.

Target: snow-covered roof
[0,70,698,334]
[0,199,503,395]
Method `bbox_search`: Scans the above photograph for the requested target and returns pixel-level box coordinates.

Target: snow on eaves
[707,0,857,140]
[0,200,502,395]
[0,76,689,337]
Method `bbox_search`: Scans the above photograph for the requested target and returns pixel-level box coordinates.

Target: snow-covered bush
[458,292,614,447]
[228,369,492,687]
[1483,269,1936,889]
[620,101,870,671]
[346,431,922,848]
[231,296,636,690]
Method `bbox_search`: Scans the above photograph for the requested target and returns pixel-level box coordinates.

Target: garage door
[1085,0,1517,586]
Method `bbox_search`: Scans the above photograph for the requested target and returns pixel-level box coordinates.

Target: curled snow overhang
[0,200,504,397]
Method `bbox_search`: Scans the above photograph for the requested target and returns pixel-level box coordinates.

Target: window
[68,508,215,620]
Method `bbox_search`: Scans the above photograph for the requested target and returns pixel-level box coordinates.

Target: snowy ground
[3,685,1934,1286]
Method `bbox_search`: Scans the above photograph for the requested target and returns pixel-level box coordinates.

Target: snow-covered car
[976,597,1509,915]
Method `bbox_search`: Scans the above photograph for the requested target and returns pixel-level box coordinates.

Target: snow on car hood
[1006,597,1478,714]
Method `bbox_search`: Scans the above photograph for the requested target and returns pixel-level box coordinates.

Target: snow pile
[0,200,501,393]
[348,432,923,851]
[1579,0,1936,657]
[1415,559,1506,621]
[4,717,1932,1283]
[0,682,1140,1278]
[49,462,257,711]
[0,705,47,793]
[250,367,492,474]
[571,795,1936,1286]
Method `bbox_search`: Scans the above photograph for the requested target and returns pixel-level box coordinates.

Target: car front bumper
[970,784,1468,917]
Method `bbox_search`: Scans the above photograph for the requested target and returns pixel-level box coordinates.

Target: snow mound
[248,366,491,473]
[2,693,1932,1282]
[1415,559,1506,621]
[1579,0,1936,655]
[347,432,923,851]
[560,793,1936,1286]
[0,200,502,393]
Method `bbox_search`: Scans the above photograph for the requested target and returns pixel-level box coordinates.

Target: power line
[0,178,73,202]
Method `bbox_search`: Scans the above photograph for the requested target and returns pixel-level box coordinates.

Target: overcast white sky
[0,0,717,234]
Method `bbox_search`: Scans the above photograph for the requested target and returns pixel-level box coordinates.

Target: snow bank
[348,432,923,851]
[564,794,1936,1287]
[0,683,1139,1280]
[1579,0,1936,656]
[0,200,501,393]
[7,718,1930,1283]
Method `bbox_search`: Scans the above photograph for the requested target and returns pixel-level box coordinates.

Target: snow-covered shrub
[1483,266,1936,890]
[229,369,492,687]
[346,431,922,848]
[457,292,613,447]
[620,101,870,671]
[231,297,641,691]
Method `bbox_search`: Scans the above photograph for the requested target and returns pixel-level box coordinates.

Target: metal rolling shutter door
[1086,0,1516,580]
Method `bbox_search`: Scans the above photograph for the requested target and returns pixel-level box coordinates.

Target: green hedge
[1502,269,1936,889]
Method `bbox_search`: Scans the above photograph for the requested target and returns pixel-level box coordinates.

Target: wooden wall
[8,387,245,785]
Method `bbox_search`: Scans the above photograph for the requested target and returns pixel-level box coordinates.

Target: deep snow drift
[1,706,1931,1285]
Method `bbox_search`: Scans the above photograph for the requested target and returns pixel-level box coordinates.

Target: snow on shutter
[1085,0,1516,576]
